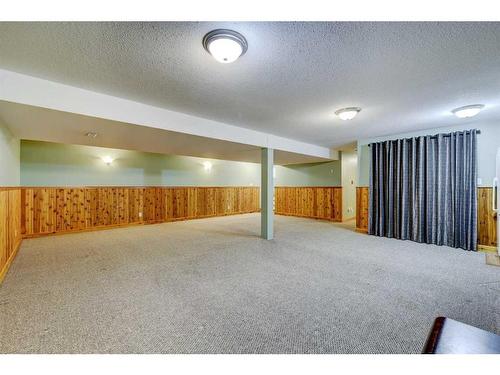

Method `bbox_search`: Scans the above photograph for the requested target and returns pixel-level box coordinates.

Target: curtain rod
[366,129,481,146]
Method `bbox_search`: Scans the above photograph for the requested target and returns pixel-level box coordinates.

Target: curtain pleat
[368,129,477,251]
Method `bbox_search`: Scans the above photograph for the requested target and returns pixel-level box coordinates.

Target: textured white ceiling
[0,22,499,148]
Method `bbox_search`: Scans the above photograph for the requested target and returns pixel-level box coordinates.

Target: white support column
[261,147,274,240]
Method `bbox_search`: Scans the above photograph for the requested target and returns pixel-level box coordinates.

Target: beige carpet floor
[1,213,499,353]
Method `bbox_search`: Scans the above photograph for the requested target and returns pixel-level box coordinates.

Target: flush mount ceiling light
[202,29,248,64]
[452,104,484,118]
[335,107,361,121]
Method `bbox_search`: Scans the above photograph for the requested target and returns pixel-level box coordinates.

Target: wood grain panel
[113,188,129,225]
[274,187,342,222]
[0,188,22,283]
[195,187,212,217]
[478,187,497,248]
[187,188,197,218]
[331,188,342,221]
[154,188,166,223]
[128,188,144,224]
[84,188,99,227]
[143,187,156,223]
[215,187,229,216]
[0,191,8,275]
[314,187,331,220]
[8,190,21,260]
[172,187,188,219]
[356,187,369,233]
[21,186,260,237]
[56,188,86,232]
[23,188,57,235]
[299,187,314,217]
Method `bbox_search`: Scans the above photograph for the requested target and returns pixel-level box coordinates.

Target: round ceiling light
[335,107,361,121]
[451,104,484,118]
[203,29,248,64]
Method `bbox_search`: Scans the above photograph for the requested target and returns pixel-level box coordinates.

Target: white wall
[0,120,20,186]
[357,120,500,187]
[341,151,357,220]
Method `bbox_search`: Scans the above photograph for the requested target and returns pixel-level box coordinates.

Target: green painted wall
[357,121,500,187]
[20,140,343,187]
[0,121,20,186]
[274,160,341,187]
[21,140,261,187]
[357,144,370,187]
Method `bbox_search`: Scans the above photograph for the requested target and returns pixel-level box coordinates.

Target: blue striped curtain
[368,130,477,251]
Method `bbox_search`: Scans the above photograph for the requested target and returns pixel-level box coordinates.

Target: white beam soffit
[0,69,335,160]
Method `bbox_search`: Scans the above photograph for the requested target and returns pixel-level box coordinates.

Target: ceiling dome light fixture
[335,107,361,121]
[203,29,248,64]
[452,104,484,119]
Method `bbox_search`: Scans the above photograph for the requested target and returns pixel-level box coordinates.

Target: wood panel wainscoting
[274,187,342,222]
[21,186,260,237]
[477,187,497,250]
[356,187,369,233]
[0,188,22,283]
[355,186,498,250]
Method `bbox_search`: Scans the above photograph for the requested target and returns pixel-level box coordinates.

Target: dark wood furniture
[423,317,500,354]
